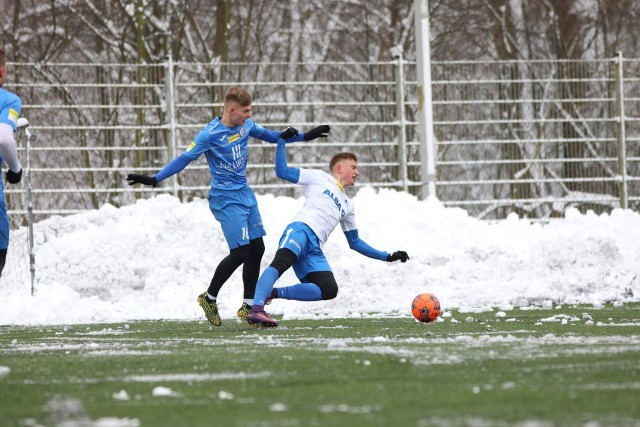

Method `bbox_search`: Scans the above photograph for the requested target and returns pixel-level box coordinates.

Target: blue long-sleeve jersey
[155,117,304,190]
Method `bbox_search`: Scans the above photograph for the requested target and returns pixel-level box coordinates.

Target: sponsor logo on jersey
[323,189,346,217]
[218,154,248,172]
[186,141,196,151]
[228,133,240,143]
[8,108,18,125]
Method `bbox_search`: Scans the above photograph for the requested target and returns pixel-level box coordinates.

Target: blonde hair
[329,152,358,172]
[224,86,252,106]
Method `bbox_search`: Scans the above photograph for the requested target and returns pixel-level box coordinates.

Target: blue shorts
[277,221,331,279]
[209,186,266,249]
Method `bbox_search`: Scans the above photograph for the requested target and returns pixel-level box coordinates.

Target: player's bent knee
[321,284,338,300]
[270,248,297,276]
[302,271,338,300]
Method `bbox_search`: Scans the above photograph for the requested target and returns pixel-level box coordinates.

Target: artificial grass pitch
[0,303,639,427]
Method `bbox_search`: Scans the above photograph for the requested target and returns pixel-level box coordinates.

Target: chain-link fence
[431,55,639,219]
[3,56,639,225]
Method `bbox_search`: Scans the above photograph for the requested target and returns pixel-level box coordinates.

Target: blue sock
[278,283,322,301]
[254,267,280,306]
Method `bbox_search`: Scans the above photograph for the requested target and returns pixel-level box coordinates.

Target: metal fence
[4,56,639,225]
[431,54,639,219]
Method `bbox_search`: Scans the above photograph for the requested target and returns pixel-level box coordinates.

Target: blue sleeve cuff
[344,229,388,261]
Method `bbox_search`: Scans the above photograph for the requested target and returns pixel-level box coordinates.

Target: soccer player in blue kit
[127,87,330,326]
[0,45,24,278]
[246,129,410,327]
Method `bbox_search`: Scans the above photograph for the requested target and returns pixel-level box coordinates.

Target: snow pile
[1,188,638,325]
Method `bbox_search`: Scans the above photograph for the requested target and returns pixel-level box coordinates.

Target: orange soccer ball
[411,293,441,322]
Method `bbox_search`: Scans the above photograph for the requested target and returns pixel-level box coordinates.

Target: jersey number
[279,228,293,249]
[232,144,241,160]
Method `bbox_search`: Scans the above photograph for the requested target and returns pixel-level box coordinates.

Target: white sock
[243,298,253,306]
[207,293,217,301]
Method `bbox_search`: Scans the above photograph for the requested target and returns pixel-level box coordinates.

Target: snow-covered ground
[1,188,638,325]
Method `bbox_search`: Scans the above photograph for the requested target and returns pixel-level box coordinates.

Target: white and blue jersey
[273,141,388,278]
[0,88,22,249]
[290,168,357,245]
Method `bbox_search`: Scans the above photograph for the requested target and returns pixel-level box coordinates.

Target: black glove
[387,251,410,263]
[280,126,299,140]
[126,174,158,187]
[6,168,22,184]
[303,125,330,141]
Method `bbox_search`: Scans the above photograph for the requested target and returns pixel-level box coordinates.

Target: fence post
[394,51,409,192]
[414,0,437,200]
[614,51,628,209]
[164,55,178,197]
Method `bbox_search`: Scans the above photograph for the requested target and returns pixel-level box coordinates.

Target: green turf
[0,304,639,427]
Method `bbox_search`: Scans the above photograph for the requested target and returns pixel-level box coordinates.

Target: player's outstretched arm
[275,136,300,184]
[253,124,329,143]
[126,153,192,187]
[344,229,390,261]
[302,125,330,141]
[252,124,303,144]
[344,231,410,263]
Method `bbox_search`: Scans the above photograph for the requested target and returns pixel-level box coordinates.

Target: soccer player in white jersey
[127,87,330,326]
[0,45,24,279]
[246,129,409,327]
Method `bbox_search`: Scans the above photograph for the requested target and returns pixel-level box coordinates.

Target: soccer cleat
[246,310,279,328]
[236,302,251,320]
[197,293,221,326]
